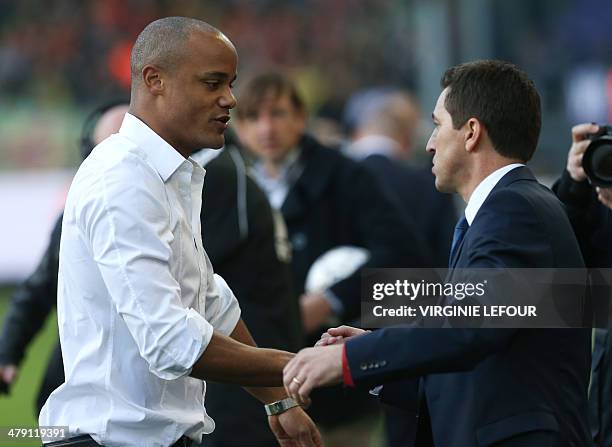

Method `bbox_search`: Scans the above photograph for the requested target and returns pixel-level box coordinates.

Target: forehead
[434,88,449,111]
[432,88,451,121]
[183,30,238,74]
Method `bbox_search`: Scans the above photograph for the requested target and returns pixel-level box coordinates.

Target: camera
[583,124,612,187]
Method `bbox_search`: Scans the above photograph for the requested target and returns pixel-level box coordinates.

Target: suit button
[360,363,368,371]
[368,363,375,369]
[380,360,387,367]
[374,363,379,368]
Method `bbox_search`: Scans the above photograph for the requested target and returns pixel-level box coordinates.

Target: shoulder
[67,135,168,223]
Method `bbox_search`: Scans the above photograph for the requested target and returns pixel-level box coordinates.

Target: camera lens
[583,130,612,187]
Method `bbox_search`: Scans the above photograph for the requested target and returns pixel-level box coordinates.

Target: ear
[142,65,164,96]
[464,117,483,153]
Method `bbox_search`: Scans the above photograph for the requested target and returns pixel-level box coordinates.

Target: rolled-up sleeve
[82,156,213,380]
[204,274,241,336]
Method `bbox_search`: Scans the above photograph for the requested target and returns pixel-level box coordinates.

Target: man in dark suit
[282,60,592,447]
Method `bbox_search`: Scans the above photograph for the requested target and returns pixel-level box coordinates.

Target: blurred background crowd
[2,0,612,282]
[1,0,612,445]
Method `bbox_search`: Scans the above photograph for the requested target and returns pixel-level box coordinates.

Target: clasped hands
[282,325,369,406]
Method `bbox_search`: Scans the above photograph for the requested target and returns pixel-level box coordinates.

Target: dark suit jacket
[346,167,592,447]
[360,153,457,268]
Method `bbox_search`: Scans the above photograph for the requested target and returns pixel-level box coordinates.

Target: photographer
[554,123,612,447]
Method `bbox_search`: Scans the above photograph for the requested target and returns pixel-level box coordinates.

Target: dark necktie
[449,216,469,267]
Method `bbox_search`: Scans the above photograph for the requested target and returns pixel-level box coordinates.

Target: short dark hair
[130,17,220,89]
[236,73,305,120]
[441,60,541,162]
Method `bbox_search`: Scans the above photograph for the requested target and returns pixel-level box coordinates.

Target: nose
[426,133,435,154]
[219,88,237,110]
[256,115,274,137]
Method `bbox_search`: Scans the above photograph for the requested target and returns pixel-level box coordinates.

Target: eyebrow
[199,72,237,82]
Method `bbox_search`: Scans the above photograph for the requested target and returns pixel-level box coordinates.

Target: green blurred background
[0,288,57,447]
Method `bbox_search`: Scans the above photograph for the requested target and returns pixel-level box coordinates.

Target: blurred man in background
[346,89,457,268]
[235,72,429,446]
[553,123,612,447]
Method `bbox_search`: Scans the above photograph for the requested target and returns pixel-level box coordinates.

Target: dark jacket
[281,135,429,322]
[359,153,457,268]
[554,170,612,447]
[0,213,63,412]
[200,146,300,447]
[346,167,592,447]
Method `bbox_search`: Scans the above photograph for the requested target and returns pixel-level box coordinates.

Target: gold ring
[292,377,302,385]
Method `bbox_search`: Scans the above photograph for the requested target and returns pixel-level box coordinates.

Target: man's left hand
[597,187,612,210]
[268,406,323,447]
[300,293,332,335]
[283,345,344,406]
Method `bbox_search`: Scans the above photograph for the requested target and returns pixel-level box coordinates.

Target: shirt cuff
[342,344,355,388]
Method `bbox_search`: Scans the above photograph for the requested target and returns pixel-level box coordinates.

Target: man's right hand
[0,364,18,394]
[567,123,599,182]
[315,325,369,347]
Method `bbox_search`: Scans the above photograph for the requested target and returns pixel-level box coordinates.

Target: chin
[434,177,452,193]
[204,135,225,150]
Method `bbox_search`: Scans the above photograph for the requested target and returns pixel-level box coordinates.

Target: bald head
[130,17,228,92]
[358,92,421,156]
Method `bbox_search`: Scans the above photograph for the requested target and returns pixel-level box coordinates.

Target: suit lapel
[450,166,536,269]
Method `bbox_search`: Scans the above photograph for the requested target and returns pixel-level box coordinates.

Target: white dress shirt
[251,148,302,210]
[464,163,525,224]
[39,113,241,447]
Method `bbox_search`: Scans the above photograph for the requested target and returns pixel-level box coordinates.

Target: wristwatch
[264,397,299,416]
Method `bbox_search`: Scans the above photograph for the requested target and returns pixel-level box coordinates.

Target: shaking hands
[282,326,369,406]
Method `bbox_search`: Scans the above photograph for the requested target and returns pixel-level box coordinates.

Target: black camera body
[583,124,612,187]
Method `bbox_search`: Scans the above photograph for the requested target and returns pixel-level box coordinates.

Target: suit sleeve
[330,165,430,321]
[345,188,548,389]
[0,214,62,366]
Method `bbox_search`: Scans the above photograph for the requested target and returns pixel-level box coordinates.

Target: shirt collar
[348,135,400,160]
[464,163,525,225]
[253,146,302,182]
[119,113,188,182]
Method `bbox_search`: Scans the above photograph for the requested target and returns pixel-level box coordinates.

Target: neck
[263,159,282,178]
[458,157,522,203]
[129,105,190,159]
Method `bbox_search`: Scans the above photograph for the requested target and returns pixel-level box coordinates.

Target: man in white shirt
[39,17,321,447]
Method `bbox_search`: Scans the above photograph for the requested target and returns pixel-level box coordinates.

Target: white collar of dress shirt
[348,134,400,160]
[119,113,190,182]
[464,163,525,225]
[191,147,223,167]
